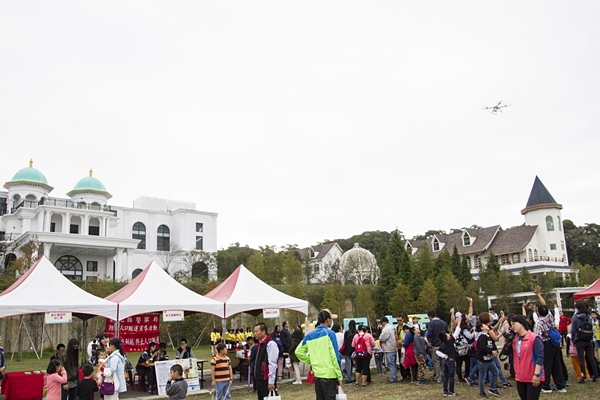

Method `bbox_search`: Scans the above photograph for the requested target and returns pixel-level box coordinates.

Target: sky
[1,1,599,250]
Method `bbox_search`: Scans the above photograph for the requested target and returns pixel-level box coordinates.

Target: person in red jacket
[511,315,545,400]
[558,311,572,347]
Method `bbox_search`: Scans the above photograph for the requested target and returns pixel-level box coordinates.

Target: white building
[406,176,575,283]
[296,242,344,283]
[0,161,218,281]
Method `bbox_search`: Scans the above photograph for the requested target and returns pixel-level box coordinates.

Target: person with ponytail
[103,338,127,399]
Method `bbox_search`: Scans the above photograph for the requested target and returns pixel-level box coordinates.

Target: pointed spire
[521,176,562,214]
[29,159,33,168]
[89,168,93,177]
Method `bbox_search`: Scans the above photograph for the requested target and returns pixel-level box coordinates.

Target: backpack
[578,315,594,342]
[352,334,368,359]
[548,326,562,347]
[454,332,471,357]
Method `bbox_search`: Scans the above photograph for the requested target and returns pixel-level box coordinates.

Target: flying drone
[483,101,511,114]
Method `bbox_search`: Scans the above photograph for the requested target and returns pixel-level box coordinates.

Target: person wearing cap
[295,309,343,400]
[511,315,545,400]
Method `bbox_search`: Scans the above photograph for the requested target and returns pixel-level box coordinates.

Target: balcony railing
[11,199,117,216]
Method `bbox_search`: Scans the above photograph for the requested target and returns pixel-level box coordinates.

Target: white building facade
[0,161,217,281]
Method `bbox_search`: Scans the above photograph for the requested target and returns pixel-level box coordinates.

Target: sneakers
[387,380,398,384]
[466,377,476,387]
[444,393,449,397]
[292,379,302,385]
[541,389,553,394]
[577,379,586,384]
[479,393,488,398]
[502,382,512,388]
[447,393,459,397]
[556,388,567,393]
[565,380,569,387]
[417,381,428,385]
[488,389,501,397]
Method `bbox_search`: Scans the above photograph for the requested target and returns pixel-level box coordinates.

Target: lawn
[6,346,599,399]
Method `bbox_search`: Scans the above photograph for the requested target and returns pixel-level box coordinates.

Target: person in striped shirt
[211,343,233,400]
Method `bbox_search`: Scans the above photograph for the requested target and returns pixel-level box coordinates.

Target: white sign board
[45,312,72,324]
[163,310,185,322]
[154,358,201,396]
[263,309,280,319]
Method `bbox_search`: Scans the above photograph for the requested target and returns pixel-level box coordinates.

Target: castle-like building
[0,161,217,280]
[406,176,574,282]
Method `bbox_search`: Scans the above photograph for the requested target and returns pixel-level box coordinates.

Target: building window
[55,255,83,280]
[466,256,472,268]
[546,216,555,231]
[561,241,565,250]
[534,249,539,260]
[512,253,520,263]
[195,236,203,250]
[50,222,56,232]
[69,224,79,234]
[132,222,146,250]
[157,225,170,251]
[463,231,471,246]
[550,243,557,250]
[310,249,316,258]
[558,216,562,231]
[532,274,538,282]
[132,268,143,279]
[433,237,440,251]
[474,255,481,268]
[501,254,510,264]
[88,226,100,236]
[196,223,203,233]
[313,264,320,274]
[527,248,533,262]
[86,261,98,272]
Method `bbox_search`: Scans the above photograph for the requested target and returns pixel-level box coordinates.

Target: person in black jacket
[341,320,357,384]
[476,323,500,398]
[436,332,457,397]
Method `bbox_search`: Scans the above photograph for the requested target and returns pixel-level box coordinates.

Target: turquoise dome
[11,166,48,185]
[73,176,107,192]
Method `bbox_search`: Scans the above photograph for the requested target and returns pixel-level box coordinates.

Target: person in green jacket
[295,309,343,400]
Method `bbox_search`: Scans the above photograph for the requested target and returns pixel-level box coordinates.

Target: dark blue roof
[526,176,557,208]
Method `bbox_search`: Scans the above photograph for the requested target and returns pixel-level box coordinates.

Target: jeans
[385,351,398,382]
[478,361,498,394]
[432,346,442,381]
[342,354,353,381]
[468,356,478,380]
[215,381,231,400]
[314,377,337,400]
[374,352,384,374]
[576,339,598,380]
[488,356,507,384]
[443,359,456,394]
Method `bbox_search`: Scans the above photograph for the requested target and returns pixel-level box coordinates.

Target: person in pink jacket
[351,324,376,387]
[45,359,67,400]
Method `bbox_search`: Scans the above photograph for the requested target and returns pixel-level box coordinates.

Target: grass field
[6,346,599,399]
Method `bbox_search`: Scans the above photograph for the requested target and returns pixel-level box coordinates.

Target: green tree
[246,250,266,281]
[355,285,376,323]
[389,281,414,317]
[374,231,404,315]
[436,270,467,320]
[564,220,600,267]
[416,279,438,313]
[261,246,285,285]
[480,252,500,295]
[282,251,303,285]
[321,285,347,321]
[433,249,451,278]
[495,271,514,312]
[537,272,555,298]
[519,268,533,292]
[450,245,461,278]
[216,243,257,280]
[457,254,473,289]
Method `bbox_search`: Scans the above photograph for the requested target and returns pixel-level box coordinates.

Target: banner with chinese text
[105,314,160,352]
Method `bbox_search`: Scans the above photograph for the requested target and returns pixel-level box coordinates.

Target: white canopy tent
[205,264,309,318]
[0,255,117,320]
[105,260,223,321]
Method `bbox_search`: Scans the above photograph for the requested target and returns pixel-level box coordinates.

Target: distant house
[295,242,343,283]
[405,176,574,283]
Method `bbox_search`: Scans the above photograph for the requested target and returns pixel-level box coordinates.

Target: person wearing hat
[510,315,545,400]
[295,309,343,400]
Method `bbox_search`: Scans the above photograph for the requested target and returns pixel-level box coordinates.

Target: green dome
[73,176,107,192]
[11,166,48,184]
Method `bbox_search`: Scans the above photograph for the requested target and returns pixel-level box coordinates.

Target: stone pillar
[82,215,90,235]
[105,217,110,237]
[126,248,133,278]
[100,217,106,237]
[37,211,45,231]
[63,213,71,233]
[44,211,51,232]
[115,248,124,280]
[43,242,53,258]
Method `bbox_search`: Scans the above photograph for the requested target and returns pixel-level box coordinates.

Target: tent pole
[11,315,24,362]
[40,318,45,358]
[114,305,120,339]
[81,319,88,366]
[22,319,40,359]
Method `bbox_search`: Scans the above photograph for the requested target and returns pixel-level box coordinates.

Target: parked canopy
[106,261,223,321]
[574,278,600,301]
[0,256,117,320]
[205,264,309,318]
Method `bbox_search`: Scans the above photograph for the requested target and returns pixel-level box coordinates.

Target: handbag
[306,367,315,384]
[264,389,281,400]
[336,386,347,400]
[100,380,115,395]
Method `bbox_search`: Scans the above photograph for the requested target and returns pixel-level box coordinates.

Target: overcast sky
[1,1,598,250]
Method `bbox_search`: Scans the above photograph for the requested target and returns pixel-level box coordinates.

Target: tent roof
[574,278,600,301]
[0,256,117,319]
[106,261,223,320]
[205,264,309,318]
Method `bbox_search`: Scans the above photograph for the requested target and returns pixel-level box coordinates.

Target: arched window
[132,268,143,279]
[157,225,170,251]
[192,261,209,281]
[462,231,471,246]
[546,216,555,231]
[132,222,146,250]
[557,216,562,231]
[528,248,533,262]
[433,237,440,251]
[55,255,83,280]
[3,253,17,269]
[534,249,539,260]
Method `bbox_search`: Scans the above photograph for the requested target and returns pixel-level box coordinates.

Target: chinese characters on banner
[105,314,160,352]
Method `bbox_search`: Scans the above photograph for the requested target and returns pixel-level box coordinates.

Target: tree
[457,254,473,289]
[564,220,600,267]
[389,281,414,317]
[183,250,217,282]
[374,231,405,315]
[246,251,266,281]
[216,243,256,280]
[157,241,183,275]
[495,271,514,312]
[433,249,451,278]
[321,285,347,321]
[450,245,461,279]
[519,268,533,292]
[355,286,376,323]
[0,239,39,290]
[282,251,303,285]
[261,246,285,285]
[479,252,500,295]
[412,229,447,240]
[436,270,467,321]
[416,279,438,313]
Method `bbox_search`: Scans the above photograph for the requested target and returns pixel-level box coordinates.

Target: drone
[483,101,511,114]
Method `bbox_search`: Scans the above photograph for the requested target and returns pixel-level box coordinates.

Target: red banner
[105,314,160,353]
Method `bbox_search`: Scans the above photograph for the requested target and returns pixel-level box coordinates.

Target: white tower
[521,176,568,264]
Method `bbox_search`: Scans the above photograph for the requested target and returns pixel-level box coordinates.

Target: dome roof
[339,243,380,284]
[4,160,53,191]
[67,169,112,199]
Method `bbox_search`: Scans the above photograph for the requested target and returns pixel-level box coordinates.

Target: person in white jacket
[104,338,127,399]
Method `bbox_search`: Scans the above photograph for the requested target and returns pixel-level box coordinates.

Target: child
[211,343,233,400]
[77,364,99,400]
[165,364,188,399]
[413,326,428,385]
[566,333,589,381]
[436,332,457,397]
[476,323,500,398]
[158,342,169,361]
[45,359,67,400]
